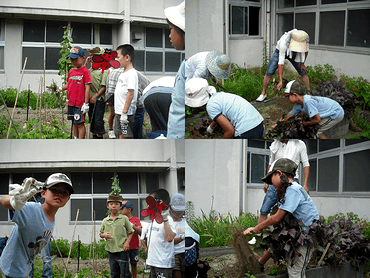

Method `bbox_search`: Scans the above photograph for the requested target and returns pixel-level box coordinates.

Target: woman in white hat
[257,29,310,102]
[185,78,264,139]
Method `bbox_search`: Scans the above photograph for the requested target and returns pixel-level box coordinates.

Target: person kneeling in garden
[243,158,320,277]
[185,78,265,139]
[279,80,344,139]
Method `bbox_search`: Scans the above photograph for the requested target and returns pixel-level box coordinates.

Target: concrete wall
[229,38,265,69]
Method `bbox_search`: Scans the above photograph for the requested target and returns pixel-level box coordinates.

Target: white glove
[120,113,129,125]
[180,234,185,241]
[162,209,170,222]
[206,125,214,134]
[81,103,89,114]
[9,178,37,210]
[58,87,63,91]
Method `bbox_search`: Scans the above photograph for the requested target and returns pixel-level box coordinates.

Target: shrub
[51,238,108,260]
[307,64,337,89]
[340,75,370,110]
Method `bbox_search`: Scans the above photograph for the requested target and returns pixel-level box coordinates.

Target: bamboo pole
[63,209,79,278]
[6,57,27,139]
[318,242,331,267]
[92,211,96,277]
[39,78,43,139]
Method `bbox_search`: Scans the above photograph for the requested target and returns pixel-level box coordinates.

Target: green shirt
[100,214,134,253]
[89,68,108,100]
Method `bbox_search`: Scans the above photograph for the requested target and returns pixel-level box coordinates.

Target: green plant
[109,175,121,195]
[266,264,286,276]
[307,64,337,89]
[340,75,370,110]
[58,24,73,85]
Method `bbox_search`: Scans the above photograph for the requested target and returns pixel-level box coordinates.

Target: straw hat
[185,78,216,108]
[164,1,185,32]
[205,51,231,80]
[289,30,308,52]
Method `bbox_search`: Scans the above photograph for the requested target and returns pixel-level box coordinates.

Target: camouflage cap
[261,158,298,184]
[107,194,123,204]
[284,80,306,96]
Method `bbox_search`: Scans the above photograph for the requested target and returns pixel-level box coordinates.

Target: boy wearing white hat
[257,29,310,102]
[0,174,73,278]
[185,78,264,139]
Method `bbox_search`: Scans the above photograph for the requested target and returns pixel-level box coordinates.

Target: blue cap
[68,46,85,59]
[122,200,134,211]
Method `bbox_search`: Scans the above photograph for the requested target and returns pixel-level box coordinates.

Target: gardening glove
[206,125,214,135]
[162,209,170,222]
[120,113,129,125]
[81,103,89,114]
[9,178,37,211]
[180,234,185,241]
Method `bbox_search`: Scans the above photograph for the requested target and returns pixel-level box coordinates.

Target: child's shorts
[149,267,172,278]
[114,114,135,138]
[173,253,185,272]
[316,115,344,138]
[67,105,85,124]
[128,249,139,264]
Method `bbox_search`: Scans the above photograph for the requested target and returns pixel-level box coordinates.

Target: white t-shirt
[146,221,177,268]
[168,217,185,255]
[114,68,138,116]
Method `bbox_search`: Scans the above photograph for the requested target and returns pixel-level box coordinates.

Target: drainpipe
[241,140,247,214]
[224,0,229,56]
[266,0,271,57]
[169,140,178,195]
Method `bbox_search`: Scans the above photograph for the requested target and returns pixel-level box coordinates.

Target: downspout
[241,140,247,214]
[224,0,229,56]
[266,0,271,58]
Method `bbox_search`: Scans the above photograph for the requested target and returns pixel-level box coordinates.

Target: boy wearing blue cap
[121,200,142,278]
[60,46,91,139]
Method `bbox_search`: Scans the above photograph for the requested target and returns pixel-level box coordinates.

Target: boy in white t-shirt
[168,193,185,278]
[114,44,138,139]
[146,189,176,278]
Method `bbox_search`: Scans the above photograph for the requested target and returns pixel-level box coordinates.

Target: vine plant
[57,24,73,85]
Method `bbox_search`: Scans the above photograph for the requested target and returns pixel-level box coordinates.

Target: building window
[133,27,184,73]
[22,19,113,71]
[276,2,370,50]
[229,1,261,36]
[0,19,5,70]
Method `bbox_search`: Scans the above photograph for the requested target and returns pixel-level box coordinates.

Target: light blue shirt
[206,92,264,137]
[0,202,54,277]
[289,95,344,120]
[167,60,185,139]
[279,182,319,230]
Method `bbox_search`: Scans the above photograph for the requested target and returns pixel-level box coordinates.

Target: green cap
[261,158,298,184]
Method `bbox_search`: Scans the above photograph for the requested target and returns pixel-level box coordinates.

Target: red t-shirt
[129,216,141,249]
[67,66,91,107]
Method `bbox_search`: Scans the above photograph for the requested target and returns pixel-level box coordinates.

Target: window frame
[229,0,262,38]
[0,18,5,72]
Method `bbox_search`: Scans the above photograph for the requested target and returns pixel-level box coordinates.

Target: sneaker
[108,130,116,139]
[248,237,256,245]
[256,94,267,102]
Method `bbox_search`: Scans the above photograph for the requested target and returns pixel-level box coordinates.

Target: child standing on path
[100,194,134,278]
[114,44,138,139]
[60,46,91,139]
[168,193,185,278]
[146,189,176,278]
[0,173,74,278]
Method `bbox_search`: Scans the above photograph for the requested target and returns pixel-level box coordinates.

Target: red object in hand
[141,196,169,224]
[91,51,120,72]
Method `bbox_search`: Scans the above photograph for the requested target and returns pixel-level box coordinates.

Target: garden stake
[6,57,27,139]
[318,242,331,266]
[51,235,71,278]
[92,210,96,277]
[0,92,20,139]
[63,208,79,278]
[77,235,80,272]
[70,99,76,139]
[26,84,30,121]
[39,78,42,139]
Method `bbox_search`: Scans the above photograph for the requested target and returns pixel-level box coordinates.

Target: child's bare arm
[84,84,90,104]
[0,195,14,210]
[123,232,134,251]
[122,89,134,113]
[164,221,175,242]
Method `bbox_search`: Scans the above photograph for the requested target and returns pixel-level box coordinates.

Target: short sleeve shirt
[289,95,344,120]
[114,68,138,116]
[276,29,310,65]
[206,92,264,137]
[67,66,92,107]
[100,214,134,253]
[279,182,319,230]
[168,217,185,255]
[0,203,54,277]
[128,216,141,250]
[89,68,109,99]
[185,52,212,82]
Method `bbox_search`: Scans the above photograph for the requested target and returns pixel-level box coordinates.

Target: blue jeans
[266,49,307,76]
[235,122,265,139]
[133,107,145,139]
[108,251,132,278]
[167,60,185,139]
[260,178,300,215]
[29,239,52,278]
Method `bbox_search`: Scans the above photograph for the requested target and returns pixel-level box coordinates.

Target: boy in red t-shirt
[121,200,142,278]
[60,46,91,139]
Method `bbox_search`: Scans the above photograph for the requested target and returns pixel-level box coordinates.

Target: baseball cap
[289,30,308,53]
[107,194,123,204]
[164,1,185,32]
[185,78,216,108]
[205,51,232,80]
[122,200,134,211]
[44,173,74,195]
[284,80,306,96]
[261,158,298,185]
[68,46,85,59]
[170,193,185,211]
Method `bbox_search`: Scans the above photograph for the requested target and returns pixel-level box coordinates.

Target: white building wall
[229,38,265,69]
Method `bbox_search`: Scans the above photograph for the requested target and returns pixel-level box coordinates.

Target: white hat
[45,173,74,194]
[170,193,185,211]
[289,30,308,52]
[185,78,216,108]
[164,1,185,32]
